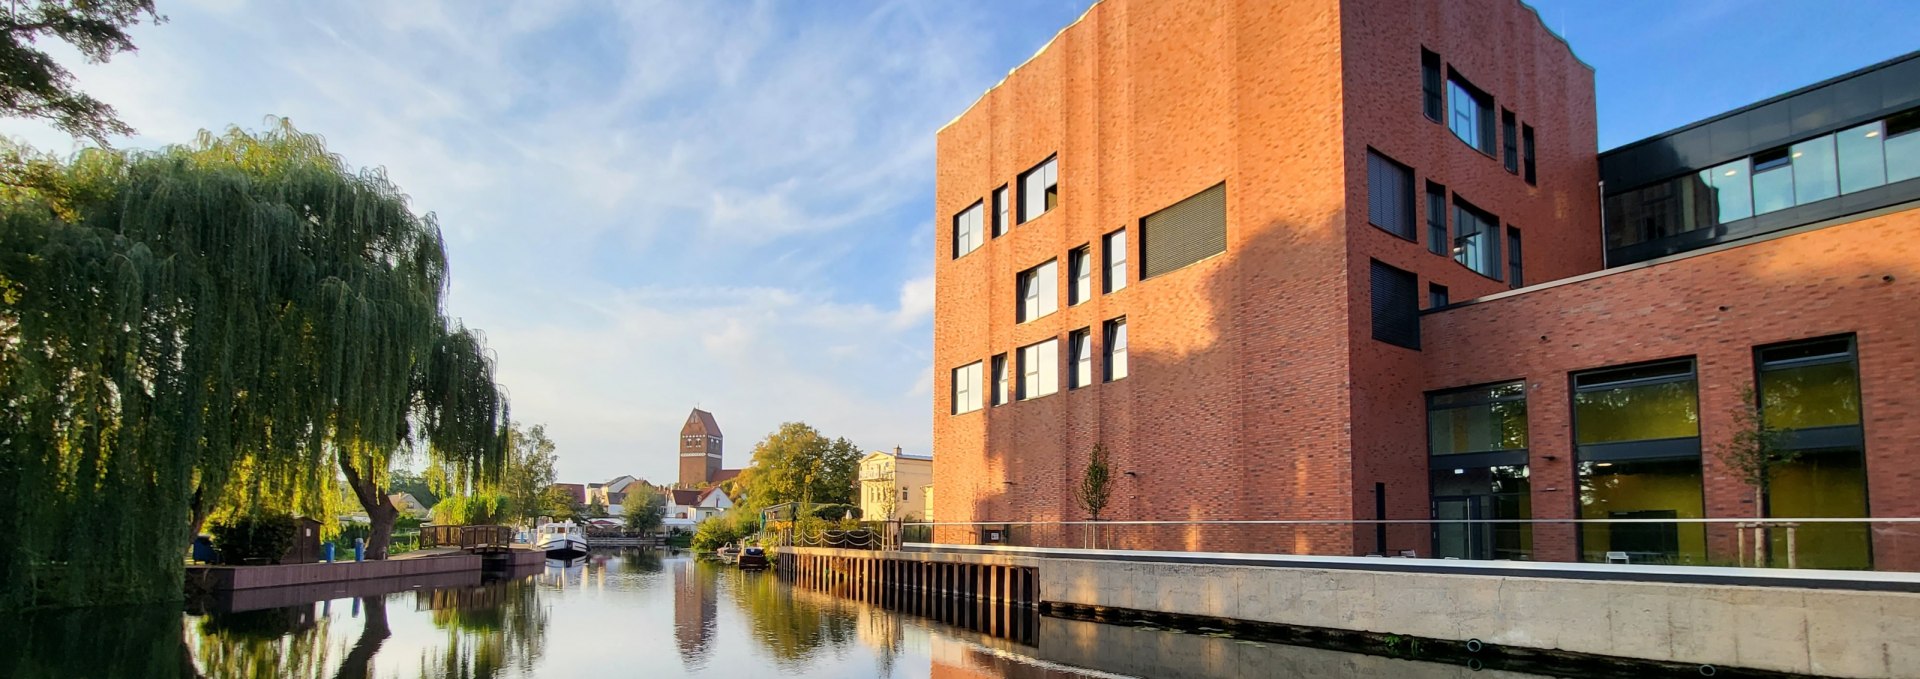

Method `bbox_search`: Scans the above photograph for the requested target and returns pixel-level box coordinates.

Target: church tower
[678,408,723,488]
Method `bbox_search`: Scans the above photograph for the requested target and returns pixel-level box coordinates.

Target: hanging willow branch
[0,118,509,609]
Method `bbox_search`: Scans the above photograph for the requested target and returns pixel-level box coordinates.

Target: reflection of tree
[417,580,550,678]
[3,604,196,678]
[192,603,333,678]
[331,597,389,679]
[723,561,858,668]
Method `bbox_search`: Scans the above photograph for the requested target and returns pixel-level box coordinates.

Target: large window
[1104,318,1128,382]
[1428,382,1530,560]
[1452,198,1500,279]
[1757,336,1868,569]
[1068,246,1091,306]
[1367,150,1415,240]
[1604,107,1920,249]
[1425,181,1447,255]
[1016,259,1057,323]
[1428,382,1527,456]
[992,185,1010,237]
[950,361,982,414]
[1421,48,1443,122]
[1448,74,1495,155]
[1019,156,1058,223]
[991,353,1009,406]
[1369,260,1418,350]
[1141,183,1227,278]
[1018,339,1058,400]
[1573,359,1704,565]
[952,202,984,258]
[1103,229,1128,293]
[1069,328,1092,389]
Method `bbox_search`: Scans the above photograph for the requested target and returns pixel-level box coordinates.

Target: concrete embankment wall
[784,546,1920,678]
[1042,558,1920,678]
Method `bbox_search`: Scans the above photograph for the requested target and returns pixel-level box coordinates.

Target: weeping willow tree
[0,119,509,609]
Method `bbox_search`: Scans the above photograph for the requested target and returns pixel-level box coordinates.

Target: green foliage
[691,515,755,552]
[210,514,297,565]
[0,1,162,144]
[433,494,511,525]
[1078,442,1114,521]
[739,422,862,511]
[0,120,509,609]
[584,500,607,519]
[537,485,577,522]
[501,424,558,525]
[624,487,667,533]
[809,504,860,521]
[1715,385,1794,515]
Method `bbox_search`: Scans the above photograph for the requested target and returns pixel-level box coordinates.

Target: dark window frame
[1068,327,1093,390]
[992,185,1009,237]
[1018,155,1060,224]
[1068,245,1092,306]
[1452,196,1502,281]
[1421,48,1443,123]
[1426,181,1447,255]
[1447,69,1497,156]
[1367,149,1417,241]
[1103,317,1129,382]
[1369,259,1420,350]
[1502,109,1519,174]
[1522,124,1537,185]
[1428,282,1449,309]
[1102,228,1128,293]
[1506,226,1523,289]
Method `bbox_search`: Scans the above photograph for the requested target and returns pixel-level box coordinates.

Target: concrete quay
[782,545,1920,678]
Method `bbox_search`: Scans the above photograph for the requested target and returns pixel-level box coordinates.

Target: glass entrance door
[1432,496,1492,560]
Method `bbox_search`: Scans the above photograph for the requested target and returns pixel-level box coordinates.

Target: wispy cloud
[0,0,1091,482]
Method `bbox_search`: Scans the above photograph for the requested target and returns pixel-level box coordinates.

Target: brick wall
[1421,209,1920,568]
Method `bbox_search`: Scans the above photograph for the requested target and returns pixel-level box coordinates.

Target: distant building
[550,483,586,506]
[859,447,933,521]
[678,408,742,488]
[389,492,431,519]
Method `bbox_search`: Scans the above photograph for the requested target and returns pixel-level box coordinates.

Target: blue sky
[1,0,1908,484]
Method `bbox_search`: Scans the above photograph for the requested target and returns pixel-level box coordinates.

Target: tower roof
[681,408,722,437]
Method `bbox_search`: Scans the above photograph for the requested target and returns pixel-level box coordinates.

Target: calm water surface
[5,550,1562,678]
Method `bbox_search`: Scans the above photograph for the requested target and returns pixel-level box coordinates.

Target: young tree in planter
[1076,443,1114,549]
[1714,385,1792,566]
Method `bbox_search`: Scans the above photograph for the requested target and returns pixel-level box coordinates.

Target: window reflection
[1572,360,1700,445]
[1604,107,1919,252]
[1577,458,1707,565]
[1428,382,1528,455]
[1792,135,1839,205]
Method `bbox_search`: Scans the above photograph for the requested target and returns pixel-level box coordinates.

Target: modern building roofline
[1602,49,1920,155]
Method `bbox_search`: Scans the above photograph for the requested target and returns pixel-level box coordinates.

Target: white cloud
[0,0,1084,482]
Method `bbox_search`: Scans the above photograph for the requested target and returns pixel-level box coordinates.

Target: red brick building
[931,0,1920,569]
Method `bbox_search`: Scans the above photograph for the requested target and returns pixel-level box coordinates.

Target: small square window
[1019,156,1059,223]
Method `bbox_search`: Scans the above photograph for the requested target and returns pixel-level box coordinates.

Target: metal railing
[900,518,1920,572]
[420,524,513,552]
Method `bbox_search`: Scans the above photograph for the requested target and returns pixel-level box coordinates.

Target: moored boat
[536,521,588,559]
[737,546,769,570]
[716,545,739,564]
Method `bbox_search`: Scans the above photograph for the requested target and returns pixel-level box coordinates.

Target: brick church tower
[678,408,723,488]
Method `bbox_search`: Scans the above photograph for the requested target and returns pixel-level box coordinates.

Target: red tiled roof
[712,468,741,483]
[681,408,723,437]
[670,489,702,506]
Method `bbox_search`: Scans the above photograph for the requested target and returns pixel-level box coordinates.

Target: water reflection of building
[673,558,717,668]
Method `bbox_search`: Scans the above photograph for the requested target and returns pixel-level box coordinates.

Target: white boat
[535,521,588,558]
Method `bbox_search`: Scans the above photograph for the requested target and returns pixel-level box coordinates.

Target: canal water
[4,549,1563,678]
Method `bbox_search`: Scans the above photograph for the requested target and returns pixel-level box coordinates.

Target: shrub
[810,504,860,521]
[211,513,298,565]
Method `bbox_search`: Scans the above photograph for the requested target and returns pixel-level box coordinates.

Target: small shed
[281,517,324,564]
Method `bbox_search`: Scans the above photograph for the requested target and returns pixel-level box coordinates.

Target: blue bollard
[354,538,365,562]
[324,543,336,563]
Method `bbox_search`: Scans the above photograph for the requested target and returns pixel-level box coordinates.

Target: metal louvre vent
[1141,182,1227,279]
[1370,259,1420,350]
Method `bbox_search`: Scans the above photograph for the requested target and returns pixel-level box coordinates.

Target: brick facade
[932,0,1917,567]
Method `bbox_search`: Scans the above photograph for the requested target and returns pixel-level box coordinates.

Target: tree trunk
[338,448,399,560]
[185,486,212,547]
